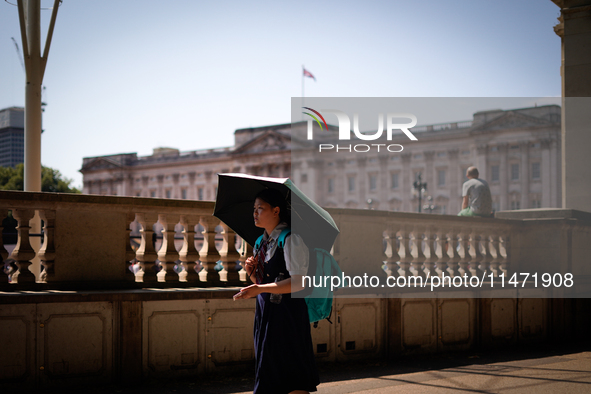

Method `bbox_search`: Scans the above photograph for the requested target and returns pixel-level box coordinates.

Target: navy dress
[253,240,320,394]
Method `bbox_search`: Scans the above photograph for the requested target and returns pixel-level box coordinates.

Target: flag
[303,68,316,81]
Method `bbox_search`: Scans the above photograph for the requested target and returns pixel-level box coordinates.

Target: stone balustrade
[0,191,244,289]
[2,191,590,297]
[326,208,516,297]
[1,190,520,293]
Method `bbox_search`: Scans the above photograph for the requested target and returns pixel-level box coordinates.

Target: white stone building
[81,104,561,214]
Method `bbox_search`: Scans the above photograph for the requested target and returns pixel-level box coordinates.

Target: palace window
[391,173,399,189]
[531,162,541,180]
[491,165,500,182]
[511,164,520,181]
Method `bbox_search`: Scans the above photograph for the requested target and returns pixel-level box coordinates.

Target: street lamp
[412,173,427,213]
[423,195,436,214]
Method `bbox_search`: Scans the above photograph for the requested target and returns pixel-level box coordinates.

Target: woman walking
[234,188,319,394]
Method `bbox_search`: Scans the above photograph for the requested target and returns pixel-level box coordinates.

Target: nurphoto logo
[302,107,418,153]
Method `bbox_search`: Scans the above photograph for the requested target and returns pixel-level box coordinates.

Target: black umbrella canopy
[213,173,339,250]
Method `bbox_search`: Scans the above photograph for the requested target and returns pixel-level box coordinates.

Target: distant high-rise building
[0,107,25,168]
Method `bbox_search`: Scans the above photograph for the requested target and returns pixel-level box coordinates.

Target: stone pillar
[424,151,435,200]
[357,157,367,207]
[142,176,149,197]
[204,171,213,200]
[401,153,411,211]
[520,142,529,209]
[157,175,164,198]
[172,173,180,199]
[498,143,508,210]
[335,159,346,206]
[379,156,388,209]
[447,149,460,212]
[553,0,591,212]
[188,172,196,200]
[476,144,488,181]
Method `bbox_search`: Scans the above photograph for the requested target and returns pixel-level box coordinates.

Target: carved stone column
[10,209,37,283]
[445,228,461,277]
[553,0,591,211]
[410,225,426,279]
[135,213,159,283]
[125,213,136,282]
[383,225,400,278]
[457,228,471,277]
[179,215,201,283]
[397,226,413,277]
[0,210,10,284]
[219,223,241,284]
[468,231,485,277]
[198,216,221,284]
[38,210,56,283]
[422,226,438,279]
[238,237,253,283]
[435,229,449,278]
[157,214,180,283]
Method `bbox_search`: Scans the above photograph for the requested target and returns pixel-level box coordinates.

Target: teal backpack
[255,229,342,327]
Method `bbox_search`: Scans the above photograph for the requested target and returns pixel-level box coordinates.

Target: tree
[0,164,81,193]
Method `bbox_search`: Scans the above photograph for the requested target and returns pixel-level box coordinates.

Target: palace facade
[81,104,561,214]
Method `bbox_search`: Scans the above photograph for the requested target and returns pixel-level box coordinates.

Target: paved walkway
[27,343,591,394]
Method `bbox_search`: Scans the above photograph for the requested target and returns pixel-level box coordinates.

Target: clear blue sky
[0,0,561,188]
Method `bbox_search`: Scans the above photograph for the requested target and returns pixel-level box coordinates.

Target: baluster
[397,227,413,277]
[125,213,136,282]
[446,230,460,277]
[499,234,510,275]
[422,226,438,279]
[469,231,485,277]
[410,225,426,279]
[198,216,221,284]
[238,237,253,283]
[0,209,10,284]
[489,232,501,277]
[457,229,471,277]
[479,232,493,276]
[157,214,180,283]
[435,229,449,278]
[179,215,201,283]
[136,213,159,283]
[38,210,56,283]
[383,225,400,278]
[219,223,241,285]
[10,209,37,283]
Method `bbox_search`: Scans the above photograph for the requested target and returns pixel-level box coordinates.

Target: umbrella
[213,173,339,251]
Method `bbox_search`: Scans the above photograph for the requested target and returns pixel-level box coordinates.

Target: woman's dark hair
[255,188,290,225]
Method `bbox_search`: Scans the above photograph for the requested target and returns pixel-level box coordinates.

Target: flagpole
[301,65,305,120]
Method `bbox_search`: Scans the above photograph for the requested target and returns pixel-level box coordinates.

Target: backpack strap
[254,228,291,251]
[277,228,291,249]
[254,234,264,252]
